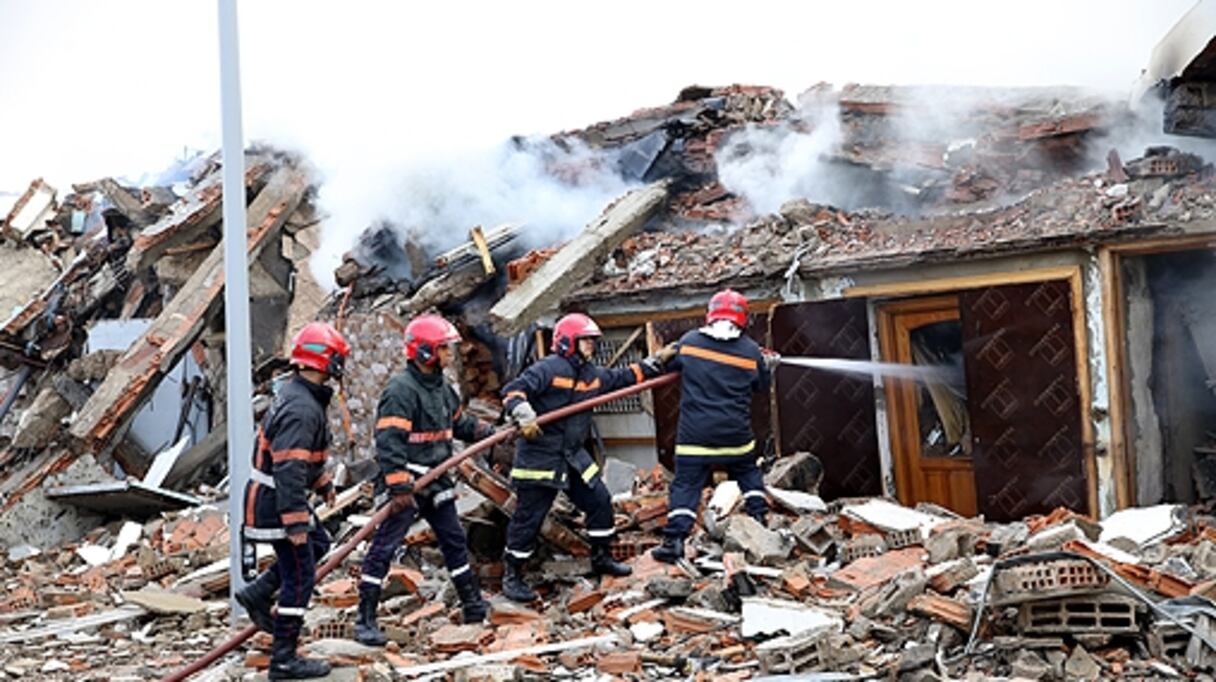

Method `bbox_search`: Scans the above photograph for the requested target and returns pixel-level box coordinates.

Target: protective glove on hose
[510,401,542,440]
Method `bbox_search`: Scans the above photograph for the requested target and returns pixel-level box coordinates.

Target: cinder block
[1016,594,1141,635]
[756,628,829,674]
[993,559,1109,604]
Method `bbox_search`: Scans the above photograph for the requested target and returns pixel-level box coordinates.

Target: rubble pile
[0,148,326,549]
[5,458,1216,680]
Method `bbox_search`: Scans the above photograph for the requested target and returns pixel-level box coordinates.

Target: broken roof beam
[96,178,152,227]
[69,165,307,456]
[124,163,269,273]
[432,223,520,271]
[489,180,670,335]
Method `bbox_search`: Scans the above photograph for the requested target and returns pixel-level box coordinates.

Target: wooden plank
[605,326,644,367]
[1069,268,1099,519]
[469,225,495,275]
[844,266,1082,299]
[1098,247,1134,509]
[395,634,617,677]
[70,166,307,456]
[489,181,670,335]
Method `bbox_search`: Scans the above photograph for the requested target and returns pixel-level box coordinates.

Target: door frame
[1098,234,1216,509]
[876,295,975,512]
[846,265,1097,518]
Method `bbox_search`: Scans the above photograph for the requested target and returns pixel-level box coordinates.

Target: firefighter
[353,314,498,646]
[499,313,675,603]
[237,321,349,680]
[651,289,777,564]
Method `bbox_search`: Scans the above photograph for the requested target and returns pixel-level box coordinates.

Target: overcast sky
[0,1,1200,277]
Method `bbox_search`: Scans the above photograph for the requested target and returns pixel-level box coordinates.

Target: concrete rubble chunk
[1011,650,1053,680]
[1064,645,1101,681]
[764,451,824,493]
[119,589,207,615]
[723,514,793,565]
[645,575,694,599]
[741,597,842,638]
[602,457,638,497]
[629,620,664,643]
[861,566,927,618]
[1099,504,1186,546]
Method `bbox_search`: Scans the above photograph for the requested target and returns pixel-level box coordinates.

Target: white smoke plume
[310,137,637,287]
[714,98,845,216]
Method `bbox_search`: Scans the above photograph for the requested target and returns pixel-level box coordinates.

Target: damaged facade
[9,7,1216,681]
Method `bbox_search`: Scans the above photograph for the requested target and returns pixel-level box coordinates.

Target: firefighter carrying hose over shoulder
[652,289,779,564]
[498,313,676,602]
[237,321,349,680]
[353,314,499,646]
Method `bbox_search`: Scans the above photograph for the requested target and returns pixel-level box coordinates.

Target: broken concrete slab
[489,180,670,335]
[645,576,693,599]
[766,487,827,514]
[1099,504,1186,546]
[119,589,206,615]
[741,597,842,638]
[723,515,793,565]
[602,457,638,498]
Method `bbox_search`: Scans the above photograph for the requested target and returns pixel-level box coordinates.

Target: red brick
[597,651,641,675]
[831,547,924,591]
[399,602,445,629]
[568,586,605,614]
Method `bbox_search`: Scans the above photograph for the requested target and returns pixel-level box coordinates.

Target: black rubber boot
[590,543,632,577]
[651,536,685,565]
[235,569,280,633]
[268,627,330,680]
[454,572,489,624]
[352,585,387,647]
[502,555,537,603]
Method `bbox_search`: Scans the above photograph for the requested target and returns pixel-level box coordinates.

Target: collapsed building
[9,5,1216,680]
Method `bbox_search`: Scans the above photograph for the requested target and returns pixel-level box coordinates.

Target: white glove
[511,401,541,440]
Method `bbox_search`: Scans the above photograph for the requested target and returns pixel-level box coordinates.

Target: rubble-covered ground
[5,453,1216,680]
[6,81,1216,681]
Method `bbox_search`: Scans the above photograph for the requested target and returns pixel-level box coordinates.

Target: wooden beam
[469,226,495,275]
[489,181,670,335]
[843,266,1082,299]
[606,326,645,367]
[1067,268,1100,519]
[70,166,307,456]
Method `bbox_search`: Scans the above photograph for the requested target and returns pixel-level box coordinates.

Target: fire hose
[162,372,679,682]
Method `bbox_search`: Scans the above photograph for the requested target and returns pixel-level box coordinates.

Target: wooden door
[771,299,882,499]
[878,296,978,516]
[961,280,1087,521]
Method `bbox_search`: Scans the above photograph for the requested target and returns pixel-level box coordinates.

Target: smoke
[714,98,847,215]
[310,137,637,288]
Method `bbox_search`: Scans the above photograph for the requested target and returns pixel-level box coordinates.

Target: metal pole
[217,0,253,626]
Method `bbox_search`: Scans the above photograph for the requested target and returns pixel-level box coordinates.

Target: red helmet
[405,314,461,366]
[552,313,602,358]
[290,322,351,377]
[707,289,749,327]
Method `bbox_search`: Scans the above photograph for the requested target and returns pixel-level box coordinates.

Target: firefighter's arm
[373,387,417,496]
[451,388,494,442]
[502,364,545,440]
[598,352,666,393]
[269,412,320,540]
[312,462,335,507]
[754,346,774,393]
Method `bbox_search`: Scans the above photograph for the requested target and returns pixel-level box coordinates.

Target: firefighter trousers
[662,453,768,538]
[505,463,615,560]
[360,491,473,586]
[269,525,331,640]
